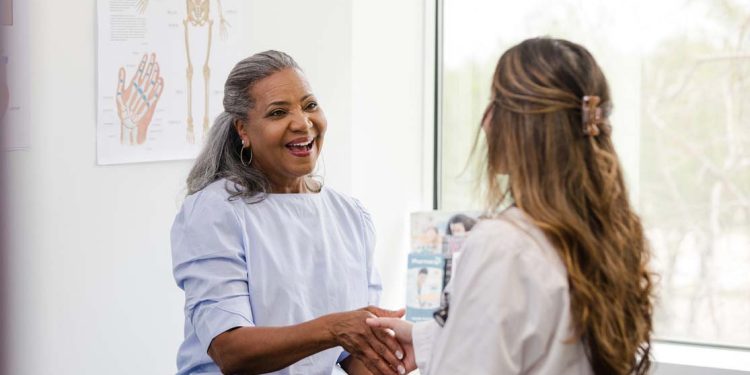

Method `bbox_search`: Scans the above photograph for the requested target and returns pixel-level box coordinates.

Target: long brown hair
[482,37,654,374]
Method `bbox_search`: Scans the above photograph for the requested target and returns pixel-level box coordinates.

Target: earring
[240,140,253,166]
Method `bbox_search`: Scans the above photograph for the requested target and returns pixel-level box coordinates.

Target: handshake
[330,306,416,375]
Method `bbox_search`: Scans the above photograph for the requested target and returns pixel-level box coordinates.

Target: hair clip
[582,95,609,137]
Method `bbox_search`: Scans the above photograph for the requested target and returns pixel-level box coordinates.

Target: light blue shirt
[171,179,382,375]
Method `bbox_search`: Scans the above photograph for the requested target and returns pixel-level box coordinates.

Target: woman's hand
[365,317,416,373]
[115,53,164,145]
[326,306,407,375]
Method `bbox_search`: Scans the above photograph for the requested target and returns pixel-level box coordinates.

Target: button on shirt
[171,180,381,375]
[412,208,594,375]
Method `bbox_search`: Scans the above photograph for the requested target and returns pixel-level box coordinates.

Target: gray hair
[186,50,301,201]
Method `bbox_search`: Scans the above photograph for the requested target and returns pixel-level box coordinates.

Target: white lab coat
[412,207,594,375]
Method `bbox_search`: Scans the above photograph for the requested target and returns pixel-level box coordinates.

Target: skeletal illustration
[116,53,165,145]
[135,0,147,15]
[183,0,229,143]
[136,0,229,143]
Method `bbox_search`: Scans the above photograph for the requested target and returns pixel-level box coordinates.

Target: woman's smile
[285,137,316,157]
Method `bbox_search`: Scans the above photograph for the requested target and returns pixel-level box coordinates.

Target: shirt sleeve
[413,319,440,371]
[418,221,567,375]
[171,189,255,355]
[412,264,459,372]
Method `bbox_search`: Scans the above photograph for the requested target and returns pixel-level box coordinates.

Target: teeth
[289,140,313,147]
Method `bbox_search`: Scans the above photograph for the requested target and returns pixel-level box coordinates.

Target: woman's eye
[305,102,318,110]
[269,109,286,117]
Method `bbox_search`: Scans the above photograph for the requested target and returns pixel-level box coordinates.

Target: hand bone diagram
[116,53,164,145]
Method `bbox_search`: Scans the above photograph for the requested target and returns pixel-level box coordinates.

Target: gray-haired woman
[171,51,406,375]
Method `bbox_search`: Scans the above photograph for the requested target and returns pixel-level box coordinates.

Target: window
[438,0,750,348]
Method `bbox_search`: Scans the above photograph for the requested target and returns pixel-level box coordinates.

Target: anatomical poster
[1,0,31,150]
[96,0,245,164]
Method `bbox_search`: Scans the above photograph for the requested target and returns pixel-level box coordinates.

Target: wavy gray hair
[186,50,304,201]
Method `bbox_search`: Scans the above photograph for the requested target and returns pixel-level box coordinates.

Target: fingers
[115,67,126,116]
[358,323,405,375]
[129,53,147,95]
[366,318,413,343]
[365,306,406,318]
[136,60,161,116]
[132,79,151,120]
[361,346,401,375]
[372,338,405,375]
[366,317,383,329]
[151,76,164,105]
[139,53,156,89]
[127,54,148,110]
[141,76,164,121]
[135,74,162,144]
[135,66,157,115]
[332,311,406,375]
[134,53,148,86]
[133,53,155,112]
[374,327,405,362]
[116,67,126,97]
[365,317,397,330]
[141,55,158,94]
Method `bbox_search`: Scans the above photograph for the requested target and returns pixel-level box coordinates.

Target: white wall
[351,0,433,309]
[2,0,399,374]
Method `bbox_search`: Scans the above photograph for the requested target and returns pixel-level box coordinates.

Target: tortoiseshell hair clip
[581,95,611,137]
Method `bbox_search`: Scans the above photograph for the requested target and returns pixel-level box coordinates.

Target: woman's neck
[269,177,315,194]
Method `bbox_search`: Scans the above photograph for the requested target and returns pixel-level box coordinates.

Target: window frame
[430,0,750,371]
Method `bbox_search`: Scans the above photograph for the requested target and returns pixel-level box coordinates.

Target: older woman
[172,51,407,375]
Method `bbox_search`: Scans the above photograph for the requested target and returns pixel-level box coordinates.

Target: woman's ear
[234,119,247,141]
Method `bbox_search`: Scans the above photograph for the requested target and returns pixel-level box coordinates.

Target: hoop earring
[240,144,253,166]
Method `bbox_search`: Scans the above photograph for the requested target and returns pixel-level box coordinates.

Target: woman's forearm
[208,315,336,374]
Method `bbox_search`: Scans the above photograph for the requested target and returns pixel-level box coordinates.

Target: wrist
[310,313,340,348]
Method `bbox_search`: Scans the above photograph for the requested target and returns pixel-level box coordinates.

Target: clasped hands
[329,306,416,375]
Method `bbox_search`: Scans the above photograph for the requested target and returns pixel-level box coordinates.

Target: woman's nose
[289,110,313,131]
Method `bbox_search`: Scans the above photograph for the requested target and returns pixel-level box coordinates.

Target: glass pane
[441,0,750,347]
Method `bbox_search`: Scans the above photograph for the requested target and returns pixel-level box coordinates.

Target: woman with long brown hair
[367,37,654,375]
